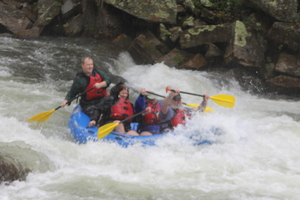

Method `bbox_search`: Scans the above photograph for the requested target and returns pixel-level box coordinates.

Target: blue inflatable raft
[68,105,214,147]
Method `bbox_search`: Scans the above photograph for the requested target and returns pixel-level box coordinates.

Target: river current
[1,36,300,200]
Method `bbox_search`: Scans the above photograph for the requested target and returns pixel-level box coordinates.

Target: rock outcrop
[1,0,300,93]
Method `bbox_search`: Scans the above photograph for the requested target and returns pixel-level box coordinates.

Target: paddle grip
[146,91,165,98]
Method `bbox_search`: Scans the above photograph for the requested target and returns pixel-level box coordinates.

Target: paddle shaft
[68,87,94,104]
[28,87,97,122]
[120,110,147,124]
[54,88,94,111]
[168,89,204,97]
[145,91,165,98]
[146,91,206,110]
[167,87,235,108]
[97,109,147,139]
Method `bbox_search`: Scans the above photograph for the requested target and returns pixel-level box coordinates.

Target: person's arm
[197,94,210,112]
[97,96,114,113]
[95,69,111,89]
[161,88,180,114]
[134,88,147,113]
[61,76,85,106]
[134,95,146,113]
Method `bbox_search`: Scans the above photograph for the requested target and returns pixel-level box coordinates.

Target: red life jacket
[85,73,107,100]
[170,109,190,128]
[143,102,161,126]
[110,97,134,122]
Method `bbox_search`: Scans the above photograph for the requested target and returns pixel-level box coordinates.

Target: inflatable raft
[68,105,214,147]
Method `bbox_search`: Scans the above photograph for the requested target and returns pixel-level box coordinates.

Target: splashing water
[1,37,300,200]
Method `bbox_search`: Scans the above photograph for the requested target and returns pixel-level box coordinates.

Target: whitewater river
[1,36,300,200]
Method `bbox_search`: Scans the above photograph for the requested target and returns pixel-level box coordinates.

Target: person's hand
[88,120,96,127]
[169,88,180,98]
[203,94,210,101]
[140,88,146,95]
[94,82,104,89]
[61,100,68,107]
[145,106,152,113]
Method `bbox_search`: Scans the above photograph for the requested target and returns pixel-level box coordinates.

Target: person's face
[171,99,182,107]
[81,58,94,76]
[146,98,157,104]
[119,89,128,99]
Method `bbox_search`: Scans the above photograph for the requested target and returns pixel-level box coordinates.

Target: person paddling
[134,88,162,135]
[160,88,209,133]
[89,82,140,136]
[60,56,111,126]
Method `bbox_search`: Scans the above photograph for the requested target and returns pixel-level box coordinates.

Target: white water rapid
[1,37,300,200]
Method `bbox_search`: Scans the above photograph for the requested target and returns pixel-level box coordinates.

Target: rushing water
[1,36,300,200]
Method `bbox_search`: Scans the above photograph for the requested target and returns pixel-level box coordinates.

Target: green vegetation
[162,29,171,36]
[173,54,184,63]
[53,1,62,6]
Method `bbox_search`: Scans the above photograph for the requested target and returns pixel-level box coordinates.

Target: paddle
[97,110,147,139]
[145,91,214,113]
[27,88,94,122]
[166,87,235,108]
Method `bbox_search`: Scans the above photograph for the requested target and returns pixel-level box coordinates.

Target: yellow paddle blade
[184,103,199,108]
[204,106,214,113]
[27,109,55,122]
[210,94,235,108]
[97,122,120,139]
[184,103,214,113]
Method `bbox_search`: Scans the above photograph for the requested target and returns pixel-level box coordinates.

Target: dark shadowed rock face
[275,53,300,78]
[1,0,300,92]
[266,75,300,88]
[268,22,300,51]
[0,155,30,184]
[249,0,298,22]
[127,31,169,65]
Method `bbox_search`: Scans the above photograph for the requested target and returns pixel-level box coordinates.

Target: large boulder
[248,0,298,22]
[128,31,169,65]
[0,4,31,33]
[13,26,39,39]
[21,2,38,22]
[224,20,266,68]
[80,0,123,38]
[268,22,300,51]
[33,2,61,33]
[61,0,82,23]
[63,14,84,37]
[0,155,30,184]
[156,48,193,68]
[178,53,207,70]
[266,75,300,88]
[275,53,300,78]
[37,0,57,18]
[179,23,232,49]
[104,0,177,24]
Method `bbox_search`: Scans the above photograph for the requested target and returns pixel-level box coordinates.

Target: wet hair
[81,56,93,64]
[172,94,181,101]
[110,82,129,99]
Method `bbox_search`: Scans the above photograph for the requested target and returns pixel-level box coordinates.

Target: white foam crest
[0,66,11,77]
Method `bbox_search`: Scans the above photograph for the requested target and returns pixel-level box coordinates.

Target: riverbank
[1,0,300,97]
